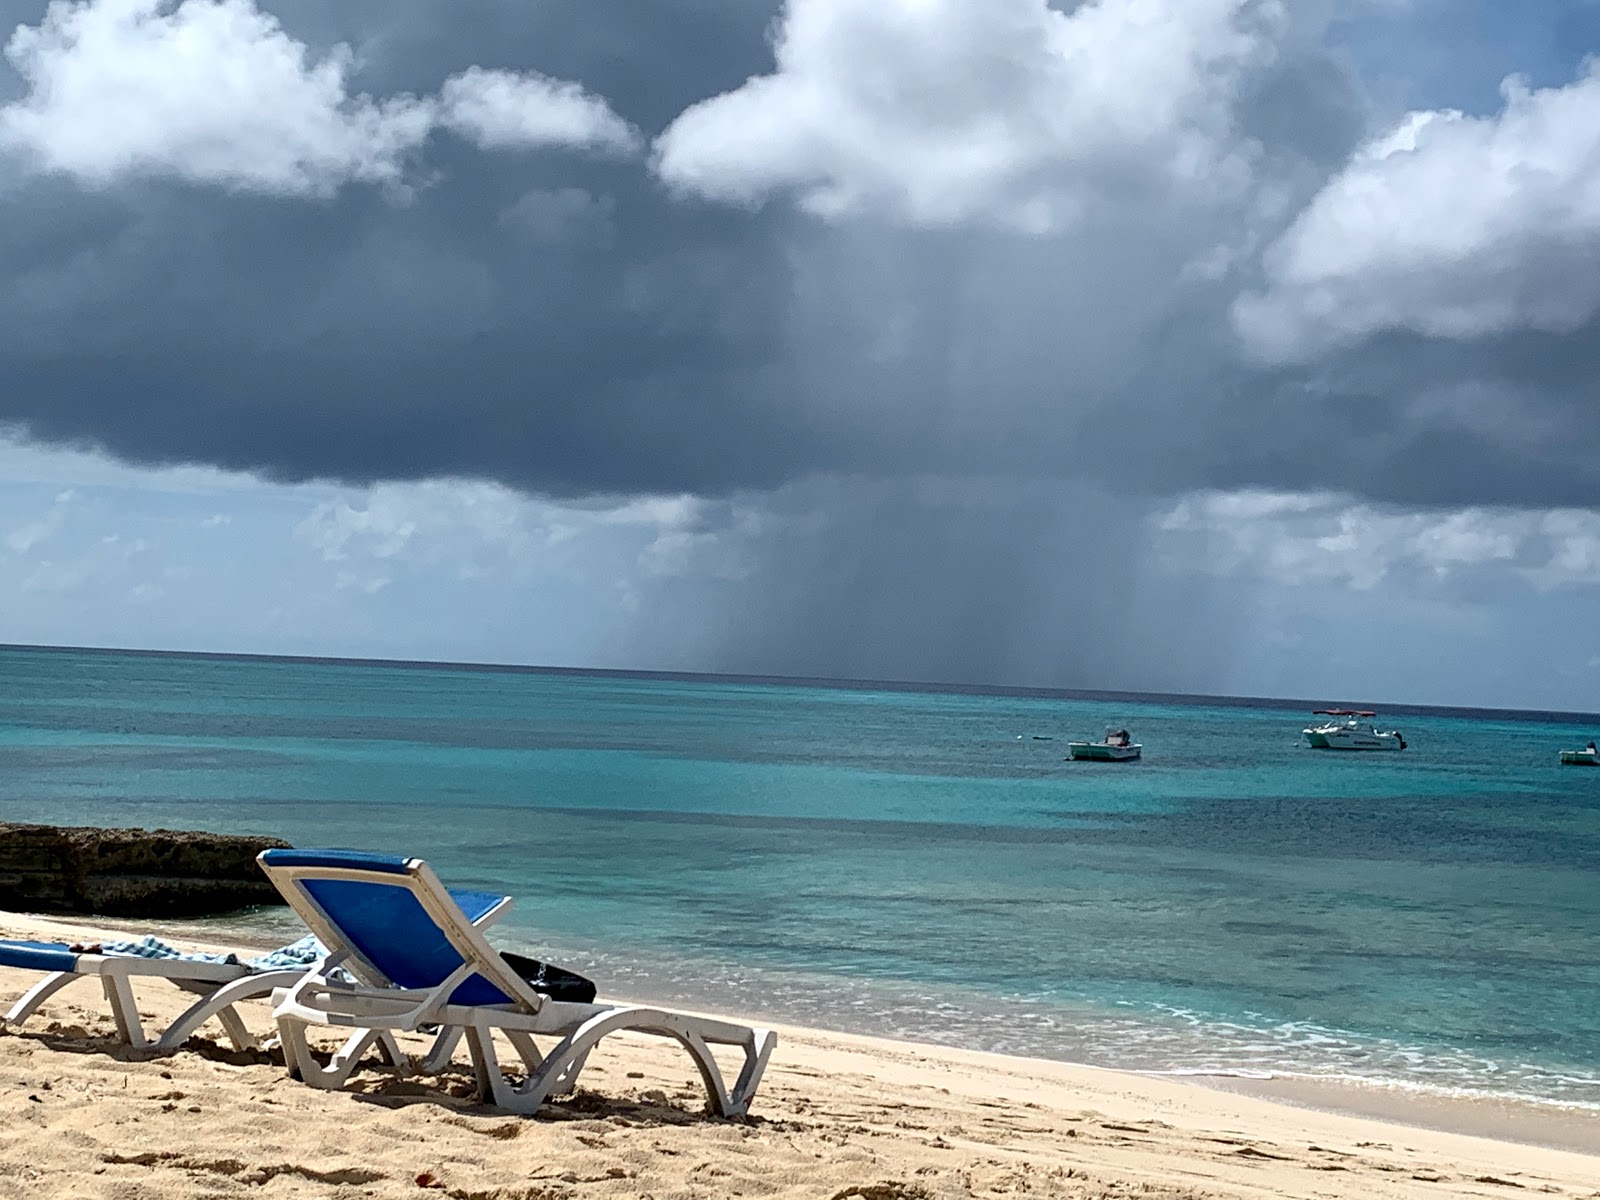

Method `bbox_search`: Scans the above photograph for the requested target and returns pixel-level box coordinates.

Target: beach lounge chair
[258,848,777,1117]
[0,933,325,1052]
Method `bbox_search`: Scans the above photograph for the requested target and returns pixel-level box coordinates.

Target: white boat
[1303,709,1406,751]
[1560,744,1599,766]
[1068,728,1141,761]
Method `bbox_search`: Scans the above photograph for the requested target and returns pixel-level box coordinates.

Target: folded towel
[244,934,328,972]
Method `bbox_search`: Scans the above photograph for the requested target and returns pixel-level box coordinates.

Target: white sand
[2,910,1596,1200]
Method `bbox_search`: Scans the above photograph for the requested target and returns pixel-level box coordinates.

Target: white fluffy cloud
[654,0,1285,230]
[1235,63,1600,361]
[438,67,639,157]
[0,0,636,197]
[0,0,433,194]
[1154,490,1600,590]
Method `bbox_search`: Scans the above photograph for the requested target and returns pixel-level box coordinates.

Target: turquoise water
[2,644,1598,1110]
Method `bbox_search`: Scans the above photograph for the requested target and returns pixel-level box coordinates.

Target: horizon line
[3,640,1597,724]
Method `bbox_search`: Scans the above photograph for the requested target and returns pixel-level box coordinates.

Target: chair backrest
[256,848,539,1009]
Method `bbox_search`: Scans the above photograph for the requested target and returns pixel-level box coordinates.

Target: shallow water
[3,644,1598,1111]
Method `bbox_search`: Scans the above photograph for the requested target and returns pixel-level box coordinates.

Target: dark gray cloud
[0,0,1597,518]
[0,173,825,495]
[0,0,805,495]
[1236,48,1368,168]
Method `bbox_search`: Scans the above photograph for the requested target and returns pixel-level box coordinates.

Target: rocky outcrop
[0,824,291,918]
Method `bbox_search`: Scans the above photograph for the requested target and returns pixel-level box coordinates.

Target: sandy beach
[2,912,1597,1200]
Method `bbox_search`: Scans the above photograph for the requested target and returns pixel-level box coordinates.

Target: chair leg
[3,971,85,1031]
[214,1006,255,1052]
[155,971,312,1053]
[463,1021,506,1105]
[373,1030,408,1071]
[472,1015,619,1115]
[724,1029,778,1118]
[502,1030,543,1072]
[276,1018,394,1088]
[551,1045,590,1097]
[156,974,274,1052]
[501,1030,586,1096]
[100,973,149,1048]
[276,1016,317,1082]
[416,1025,465,1074]
[659,1019,775,1117]
[503,1010,777,1118]
[679,1029,731,1114]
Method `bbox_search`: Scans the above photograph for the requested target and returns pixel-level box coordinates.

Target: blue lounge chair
[0,933,325,1052]
[258,848,777,1117]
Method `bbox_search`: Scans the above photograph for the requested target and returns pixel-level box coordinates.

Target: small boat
[1068,728,1141,762]
[1560,743,1599,766]
[1303,710,1406,751]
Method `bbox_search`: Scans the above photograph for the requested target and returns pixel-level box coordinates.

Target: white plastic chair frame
[262,856,776,1117]
[2,952,308,1052]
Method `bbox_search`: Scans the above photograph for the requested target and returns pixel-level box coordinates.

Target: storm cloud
[0,0,1586,509]
[3,0,1600,691]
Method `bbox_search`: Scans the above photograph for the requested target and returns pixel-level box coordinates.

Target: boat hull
[1068,742,1141,761]
[1303,727,1405,751]
[1559,750,1600,766]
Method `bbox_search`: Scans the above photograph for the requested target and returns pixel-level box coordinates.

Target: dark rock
[0,823,291,917]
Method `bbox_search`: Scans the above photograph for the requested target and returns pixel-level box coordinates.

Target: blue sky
[3,0,1600,712]
[1334,0,1600,114]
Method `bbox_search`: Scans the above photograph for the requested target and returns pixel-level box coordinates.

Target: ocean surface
[3,644,1598,1114]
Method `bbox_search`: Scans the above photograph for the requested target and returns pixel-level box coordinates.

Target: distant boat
[1560,743,1599,766]
[1303,710,1406,751]
[1067,727,1141,762]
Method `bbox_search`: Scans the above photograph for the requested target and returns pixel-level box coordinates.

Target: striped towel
[244,934,329,972]
[95,933,330,973]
